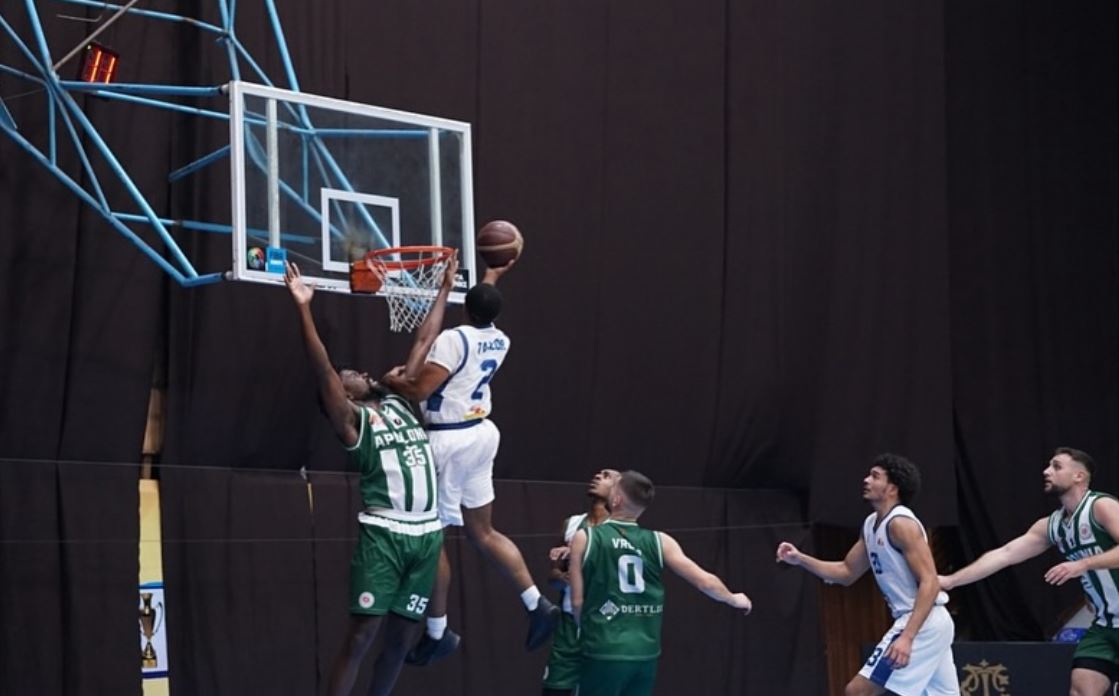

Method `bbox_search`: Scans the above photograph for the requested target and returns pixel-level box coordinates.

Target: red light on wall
[78,43,119,84]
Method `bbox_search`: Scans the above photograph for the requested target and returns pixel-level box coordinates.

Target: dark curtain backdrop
[944,0,1118,640]
[1,0,1115,694]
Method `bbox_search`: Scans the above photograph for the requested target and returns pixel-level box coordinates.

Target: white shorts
[858,605,958,696]
[428,419,500,527]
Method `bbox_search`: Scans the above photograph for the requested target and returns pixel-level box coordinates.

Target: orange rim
[362,245,454,270]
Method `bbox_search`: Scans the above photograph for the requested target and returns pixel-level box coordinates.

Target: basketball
[477,220,523,268]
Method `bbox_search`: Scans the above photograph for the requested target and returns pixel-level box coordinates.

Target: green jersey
[1048,491,1119,628]
[346,395,437,519]
[580,520,665,661]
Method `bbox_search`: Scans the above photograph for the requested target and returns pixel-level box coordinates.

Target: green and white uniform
[543,513,591,691]
[578,520,664,696]
[1048,491,1119,668]
[345,395,442,619]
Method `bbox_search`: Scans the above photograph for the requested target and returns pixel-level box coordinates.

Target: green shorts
[576,657,658,696]
[1074,623,1119,670]
[543,612,581,689]
[349,515,443,619]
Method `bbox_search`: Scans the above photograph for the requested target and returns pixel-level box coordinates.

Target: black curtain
[1,0,1116,694]
[945,0,1119,639]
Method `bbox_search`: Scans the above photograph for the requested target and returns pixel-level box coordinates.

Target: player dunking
[381,258,560,664]
[284,261,447,696]
[777,453,958,696]
[568,470,752,696]
[940,447,1119,696]
[541,469,620,696]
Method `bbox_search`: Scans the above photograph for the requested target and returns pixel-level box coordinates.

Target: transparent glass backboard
[229,82,475,302]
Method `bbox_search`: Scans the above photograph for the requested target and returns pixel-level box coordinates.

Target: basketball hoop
[350,245,454,333]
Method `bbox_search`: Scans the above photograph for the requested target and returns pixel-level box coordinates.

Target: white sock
[426,615,447,640]
[521,585,541,611]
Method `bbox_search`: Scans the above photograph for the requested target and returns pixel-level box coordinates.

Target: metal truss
[0,1,385,287]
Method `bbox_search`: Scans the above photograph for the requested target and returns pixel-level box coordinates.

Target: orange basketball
[477,220,523,268]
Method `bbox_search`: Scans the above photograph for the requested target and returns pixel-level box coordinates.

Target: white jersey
[560,513,589,614]
[862,505,949,619]
[423,323,510,427]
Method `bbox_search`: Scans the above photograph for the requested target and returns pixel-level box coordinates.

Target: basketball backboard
[228,82,475,302]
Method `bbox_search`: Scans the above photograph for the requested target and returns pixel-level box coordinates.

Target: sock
[521,585,541,611]
[426,615,447,640]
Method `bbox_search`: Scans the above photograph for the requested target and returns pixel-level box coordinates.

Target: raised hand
[482,256,516,285]
[442,251,460,291]
[776,542,802,566]
[284,262,313,305]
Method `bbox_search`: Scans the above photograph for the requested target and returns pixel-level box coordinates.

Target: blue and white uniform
[423,323,510,527]
[858,505,958,696]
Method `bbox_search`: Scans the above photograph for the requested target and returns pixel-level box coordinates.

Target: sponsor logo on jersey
[359,592,375,609]
[465,405,487,420]
[367,411,387,432]
[1081,524,1091,541]
[599,600,620,620]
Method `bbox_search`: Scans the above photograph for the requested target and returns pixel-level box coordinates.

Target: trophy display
[138,591,163,669]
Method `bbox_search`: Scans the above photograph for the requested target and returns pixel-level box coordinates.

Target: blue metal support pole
[112,212,318,245]
[22,0,53,71]
[54,89,111,210]
[168,145,230,183]
[216,0,240,81]
[53,0,225,34]
[263,0,301,92]
[53,86,199,276]
[0,15,109,208]
[47,90,55,163]
[74,89,232,121]
[0,61,44,83]
[59,81,226,97]
[1,120,189,283]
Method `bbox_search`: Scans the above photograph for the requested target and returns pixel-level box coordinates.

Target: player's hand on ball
[728,593,752,615]
[775,542,801,566]
[284,262,313,305]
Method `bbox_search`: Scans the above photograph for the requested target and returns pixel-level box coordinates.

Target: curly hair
[874,453,921,505]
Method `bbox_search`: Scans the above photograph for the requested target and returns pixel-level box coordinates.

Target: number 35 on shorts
[406,594,429,613]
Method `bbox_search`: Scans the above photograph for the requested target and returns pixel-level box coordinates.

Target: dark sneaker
[525,597,561,651]
[405,629,461,666]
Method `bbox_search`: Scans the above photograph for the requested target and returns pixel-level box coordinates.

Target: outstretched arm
[776,538,871,587]
[284,262,359,447]
[568,529,588,627]
[882,518,941,669]
[1045,497,1119,586]
[940,517,1051,590]
[380,255,457,401]
[661,533,752,613]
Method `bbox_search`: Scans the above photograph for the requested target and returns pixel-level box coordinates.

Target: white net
[371,248,452,333]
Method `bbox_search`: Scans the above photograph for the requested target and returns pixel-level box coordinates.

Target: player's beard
[1045,481,1069,498]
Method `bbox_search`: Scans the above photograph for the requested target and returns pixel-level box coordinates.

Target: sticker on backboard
[265,247,287,274]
